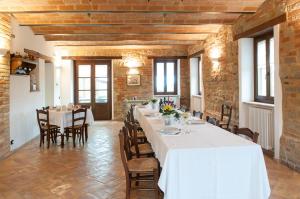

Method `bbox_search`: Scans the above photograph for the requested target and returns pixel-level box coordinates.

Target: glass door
[75,60,112,120]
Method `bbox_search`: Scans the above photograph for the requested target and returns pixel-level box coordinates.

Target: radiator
[248,106,274,150]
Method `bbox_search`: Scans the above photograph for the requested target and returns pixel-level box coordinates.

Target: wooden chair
[42,106,50,110]
[179,105,188,112]
[36,109,61,148]
[119,129,160,199]
[206,116,220,126]
[124,119,147,144]
[123,123,154,158]
[127,110,143,131]
[65,108,87,147]
[193,111,203,119]
[77,104,91,142]
[232,125,259,143]
[219,104,232,130]
[129,105,140,124]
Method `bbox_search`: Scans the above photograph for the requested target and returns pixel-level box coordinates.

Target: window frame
[153,59,178,95]
[254,31,274,104]
[197,57,202,95]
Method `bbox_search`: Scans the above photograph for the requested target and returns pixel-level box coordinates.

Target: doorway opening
[74,60,112,120]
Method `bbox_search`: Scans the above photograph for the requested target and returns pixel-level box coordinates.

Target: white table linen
[135,107,270,199]
[49,109,94,130]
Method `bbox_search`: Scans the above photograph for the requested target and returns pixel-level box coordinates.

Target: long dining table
[135,106,271,199]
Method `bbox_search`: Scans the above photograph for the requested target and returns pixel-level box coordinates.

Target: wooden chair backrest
[72,108,87,129]
[233,125,259,143]
[221,104,232,126]
[42,106,50,110]
[36,109,49,130]
[119,129,130,176]
[129,105,136,123]
[123,126,133,160]
[124,120,140,157]
[132,123,141,157]
[206,116,220,126]
[79,104,92,109]
[126,111,131,124]
[124,120,134,139]
[193,111,203,119]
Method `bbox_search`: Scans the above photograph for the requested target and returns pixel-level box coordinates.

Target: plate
[190,119,206,124]
[144,113,157,117]
[160,127,181,135]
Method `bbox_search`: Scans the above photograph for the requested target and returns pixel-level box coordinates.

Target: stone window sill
[243,101,275,109]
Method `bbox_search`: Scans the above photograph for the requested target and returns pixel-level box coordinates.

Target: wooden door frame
[74,60,112,120]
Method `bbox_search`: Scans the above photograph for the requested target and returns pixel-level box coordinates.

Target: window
[154,59,178,95]
[77,64,91,103]
[254,32,274,104]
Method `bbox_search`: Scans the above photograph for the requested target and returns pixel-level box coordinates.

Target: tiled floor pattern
[0,121,299,199]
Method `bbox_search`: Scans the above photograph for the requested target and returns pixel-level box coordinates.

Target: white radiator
[248,106,274,150]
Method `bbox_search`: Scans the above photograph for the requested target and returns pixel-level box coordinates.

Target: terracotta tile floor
[0,121,299,199]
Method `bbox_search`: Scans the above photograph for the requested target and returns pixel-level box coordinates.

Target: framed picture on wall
[127,74,141,86]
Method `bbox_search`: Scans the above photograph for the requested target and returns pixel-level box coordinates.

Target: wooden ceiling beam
[22,23,232,27]
[49,40,202,46]
[31,24,222,35]
[13,12,240,26]
[4,10,255,14]
[44,34,207,41]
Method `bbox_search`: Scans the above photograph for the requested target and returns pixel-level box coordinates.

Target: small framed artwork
[127,74,141,86]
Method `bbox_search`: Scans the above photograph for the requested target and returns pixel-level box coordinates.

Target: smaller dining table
[48,108,94,130]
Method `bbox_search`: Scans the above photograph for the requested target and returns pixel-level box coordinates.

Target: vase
[151,103,156,110]
[164,115,172,126]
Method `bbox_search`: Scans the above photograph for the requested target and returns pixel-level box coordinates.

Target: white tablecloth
[135,107,271,199]
[49,109,94,130]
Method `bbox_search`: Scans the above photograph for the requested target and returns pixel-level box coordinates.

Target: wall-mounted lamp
[127,68,139,75]
[124,57,143,68]
[210,46,221,59]
[210,46,221,74]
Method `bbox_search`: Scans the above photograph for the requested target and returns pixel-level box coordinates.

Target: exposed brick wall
[60,47,189,120]
[279,2,300,170]
[0,14,11,159]
[188,26,239,125]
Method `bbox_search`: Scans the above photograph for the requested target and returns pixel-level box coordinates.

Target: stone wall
[180,58,190,108]
[188,26,239,125]
[232,0,300,170]
[60,46,189,120]
[233,0,286,37]
[0,14,11,159]
[279,1,300,171]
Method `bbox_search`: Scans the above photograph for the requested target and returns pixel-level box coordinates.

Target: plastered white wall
[10,19,54,150]
[60,60,74,105]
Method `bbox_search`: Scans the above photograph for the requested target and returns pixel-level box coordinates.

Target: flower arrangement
[160,103,180,119]
[150,98,158,104]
